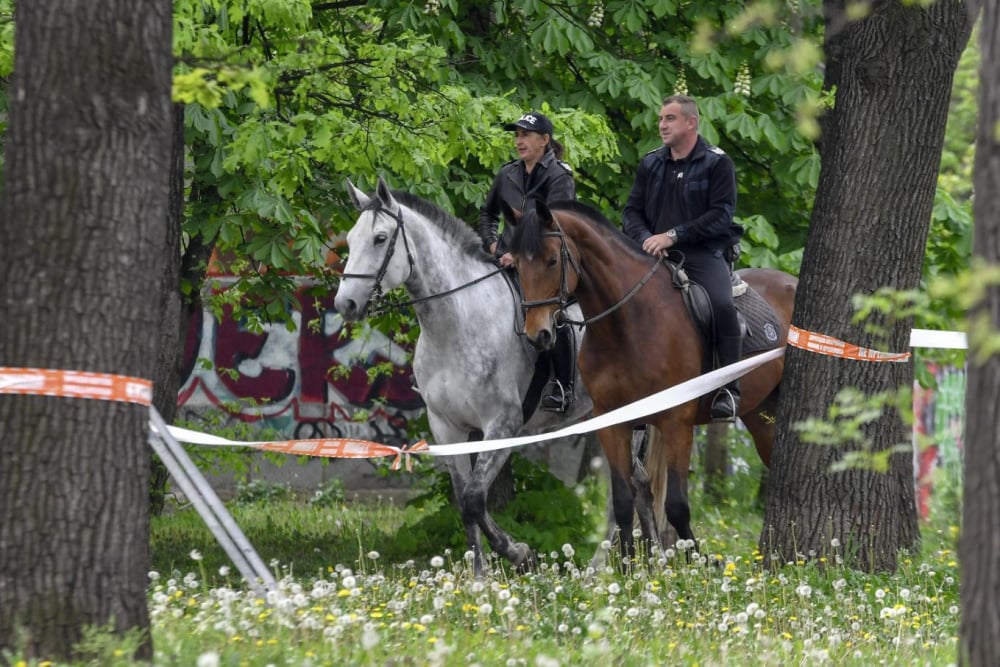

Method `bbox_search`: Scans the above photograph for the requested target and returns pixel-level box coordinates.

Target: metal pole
[148,407,277,596]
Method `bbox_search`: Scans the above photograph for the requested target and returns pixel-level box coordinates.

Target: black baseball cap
[503,111,554,136]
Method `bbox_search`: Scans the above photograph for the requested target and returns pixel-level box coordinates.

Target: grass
[7,435,963,666]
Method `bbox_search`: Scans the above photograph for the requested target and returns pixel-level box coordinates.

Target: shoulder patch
[708,145,727,156]
[557,160,573,173]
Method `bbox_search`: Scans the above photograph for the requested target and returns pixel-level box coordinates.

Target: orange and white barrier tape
[0,366,153,405]
[0,366,425,471]
[787,325,911,362]
[164,425,429,472]
[0,324,965,463]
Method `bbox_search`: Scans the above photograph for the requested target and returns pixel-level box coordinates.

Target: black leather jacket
[479,150,575,255]
[622,136,742,251]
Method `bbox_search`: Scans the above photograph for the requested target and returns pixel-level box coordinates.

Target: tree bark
[960,4,1000,663]
[761,0,972,572]
[0,0,173,661]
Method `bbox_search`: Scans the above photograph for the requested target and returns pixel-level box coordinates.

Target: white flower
[479,603,493,615]
[367,551,380,561]
[875,588,886,600]
[796,584,812,598]
[190,550,203,561]
[430,556,445,568]
[218,566,230,577]
[342,576,357,589]
[608,583,621,595]
[361,625,379,650]
[830,537,841,548]
[562,544,575,558]
[196,651,219,667]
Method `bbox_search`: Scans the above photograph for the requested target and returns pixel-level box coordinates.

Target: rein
[522,218,663,328]
[340,203,505,317]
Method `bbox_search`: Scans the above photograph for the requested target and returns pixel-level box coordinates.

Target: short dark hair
[661,94,699,119]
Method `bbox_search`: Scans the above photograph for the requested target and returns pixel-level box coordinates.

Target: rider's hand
[499,252,514,268]
[642,231,674,256]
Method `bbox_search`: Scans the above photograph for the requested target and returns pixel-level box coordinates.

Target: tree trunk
[960,4,1000,663]
[150,103,188,516]
[0,0,173,661]
[761,0,972,572]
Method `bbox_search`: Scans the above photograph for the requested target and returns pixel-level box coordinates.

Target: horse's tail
[645,426,669,538]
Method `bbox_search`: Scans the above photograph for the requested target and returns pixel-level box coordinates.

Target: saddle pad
[736,286,783,355]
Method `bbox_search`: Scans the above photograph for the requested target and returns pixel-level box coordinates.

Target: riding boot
[541,332,576,413]
[711,335,742,423]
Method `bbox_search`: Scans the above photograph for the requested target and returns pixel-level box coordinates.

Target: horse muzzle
[333,294,369,321]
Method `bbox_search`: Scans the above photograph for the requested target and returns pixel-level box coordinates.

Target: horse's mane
[386,190,493,262]
[509,200,648,260]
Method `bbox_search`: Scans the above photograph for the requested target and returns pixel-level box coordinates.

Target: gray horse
[334,177,593,576]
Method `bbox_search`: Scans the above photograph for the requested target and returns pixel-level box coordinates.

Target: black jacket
[622,136,742,250]
[479,150,575,255]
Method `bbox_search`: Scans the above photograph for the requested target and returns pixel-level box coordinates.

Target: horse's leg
[443,455,488,576]
[597,424,638,568]
[461,448,539,574]
[740,401,779,508]
[629,426,661,554]
[652,416,698,553]
[740,389,779,468]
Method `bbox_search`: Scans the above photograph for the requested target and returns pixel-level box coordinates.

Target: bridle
[339,202,504,317]
[520,215,664,330]
[338,202,415,313]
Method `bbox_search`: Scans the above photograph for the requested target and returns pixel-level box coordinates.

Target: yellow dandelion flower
[230,635,243,642]
[414,624,426,632]
[371,611,384,619]
[782,632,793,639]
[487,628,498,635]
[338,589,351,597]
[516,624,528,631]
[428,637,438,644]
[255,640,264,647]
[267,639,278,645]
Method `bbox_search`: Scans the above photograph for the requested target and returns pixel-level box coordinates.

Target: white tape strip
[910,328,967,349]
[422,347,785,455]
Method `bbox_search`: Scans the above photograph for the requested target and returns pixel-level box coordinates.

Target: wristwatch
[665,229,678,242]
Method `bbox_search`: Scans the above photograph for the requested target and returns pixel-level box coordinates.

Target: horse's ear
[345,178,371,211]
[375,175,401,215]
[534,199,555,228]
[501,201,523,227]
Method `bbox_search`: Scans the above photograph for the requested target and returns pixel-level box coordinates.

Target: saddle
[666,261,782,372]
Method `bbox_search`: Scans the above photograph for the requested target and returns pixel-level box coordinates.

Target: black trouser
[675,245,740,342]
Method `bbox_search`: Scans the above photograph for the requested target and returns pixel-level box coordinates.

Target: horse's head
[507,200,582,351]
[334,176,413,321]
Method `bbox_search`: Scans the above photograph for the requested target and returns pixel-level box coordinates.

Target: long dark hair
[548,137,565,160]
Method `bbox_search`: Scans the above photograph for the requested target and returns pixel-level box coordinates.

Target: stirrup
[541,380,572,413]
[710,388,738,423]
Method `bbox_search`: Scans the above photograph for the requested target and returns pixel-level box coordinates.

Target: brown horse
[506,199,797,560]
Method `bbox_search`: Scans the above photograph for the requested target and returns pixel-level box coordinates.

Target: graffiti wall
[177,282,427,489]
